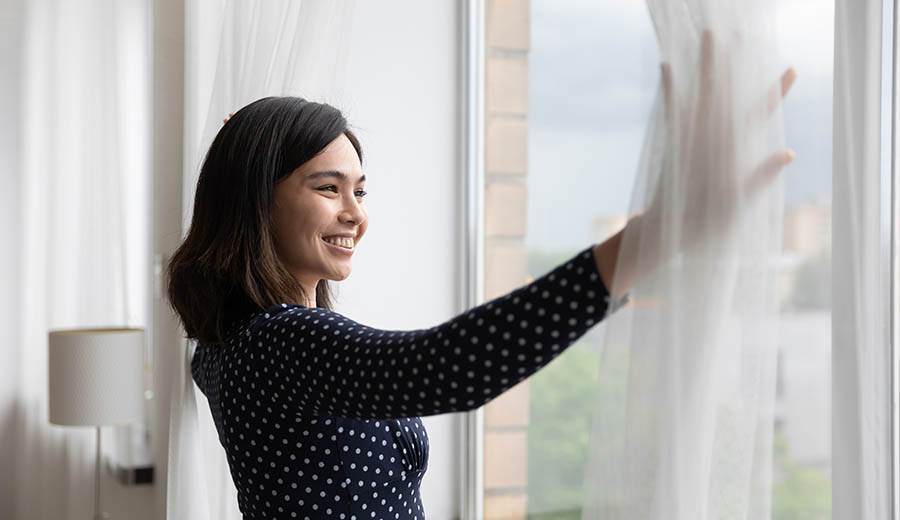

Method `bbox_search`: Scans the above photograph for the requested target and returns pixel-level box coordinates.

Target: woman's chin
[326,267,352,281]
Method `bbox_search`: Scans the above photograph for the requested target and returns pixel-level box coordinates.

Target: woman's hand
[595,30,797,299]
[645,29,797,255]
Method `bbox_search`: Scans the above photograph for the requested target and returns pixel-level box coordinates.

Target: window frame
[459,0,487,518]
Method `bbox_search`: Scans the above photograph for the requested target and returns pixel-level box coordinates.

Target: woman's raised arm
[231,245,627,420]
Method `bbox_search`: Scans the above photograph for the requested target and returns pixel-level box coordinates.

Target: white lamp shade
[48,327,145,426]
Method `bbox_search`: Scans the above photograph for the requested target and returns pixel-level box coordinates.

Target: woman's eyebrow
[306,170,366,184]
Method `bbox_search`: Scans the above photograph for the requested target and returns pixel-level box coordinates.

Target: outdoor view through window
[481,0,833,518]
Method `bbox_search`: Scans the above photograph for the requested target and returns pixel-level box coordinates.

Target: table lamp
[48,327,145,520]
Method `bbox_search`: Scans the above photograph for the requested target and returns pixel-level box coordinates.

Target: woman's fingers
[744,71,797,197]
[660,62,674,120]
[663,31,794,204]
[780,67,797,97]
[743,148,796,198]
[697,30,716,113]
[766,67,798,114]
[738,67,797,128]
[699,30,715,84]
[664,30,723,124]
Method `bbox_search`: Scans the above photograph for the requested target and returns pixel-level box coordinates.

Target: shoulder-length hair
[166,96,363,345]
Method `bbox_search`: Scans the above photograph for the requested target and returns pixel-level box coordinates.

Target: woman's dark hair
[166,96,363,345]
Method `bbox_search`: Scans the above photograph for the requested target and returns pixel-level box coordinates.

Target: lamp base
[94,426,110,520]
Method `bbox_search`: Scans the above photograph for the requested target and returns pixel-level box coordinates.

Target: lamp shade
[48,327,145,426]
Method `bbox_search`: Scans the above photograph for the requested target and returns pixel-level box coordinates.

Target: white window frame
[459,0,486,518]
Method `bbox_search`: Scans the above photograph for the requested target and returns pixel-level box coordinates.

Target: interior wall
[177,1,465,518]
[327,3,464,518]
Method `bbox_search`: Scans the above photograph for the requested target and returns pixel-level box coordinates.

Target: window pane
[481,0,833,518]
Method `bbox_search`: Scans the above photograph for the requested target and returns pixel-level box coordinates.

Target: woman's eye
[317,185,367,198]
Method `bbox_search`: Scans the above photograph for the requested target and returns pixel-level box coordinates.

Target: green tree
[772,431,831,520]
[523,248,631,518]
[526,344,600,517]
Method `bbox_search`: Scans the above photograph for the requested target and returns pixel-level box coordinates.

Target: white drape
[4,0,151,519]
[832,0,892,516]
[582,0,898,517]
[582,1,789,518]
[166,1,356,517]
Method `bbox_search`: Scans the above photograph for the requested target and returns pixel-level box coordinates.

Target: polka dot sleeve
[244,245,627,420]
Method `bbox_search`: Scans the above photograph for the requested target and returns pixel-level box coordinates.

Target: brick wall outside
[483,0,531,518]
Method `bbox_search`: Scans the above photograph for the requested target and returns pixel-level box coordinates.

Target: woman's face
[271,133,368,293]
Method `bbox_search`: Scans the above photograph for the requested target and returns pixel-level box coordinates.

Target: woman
[167,93,631,519]
[166,47,795,518]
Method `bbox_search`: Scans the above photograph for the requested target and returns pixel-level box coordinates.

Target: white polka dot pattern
[191,246,626,519]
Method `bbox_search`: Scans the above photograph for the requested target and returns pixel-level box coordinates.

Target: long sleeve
[240,245,627,419]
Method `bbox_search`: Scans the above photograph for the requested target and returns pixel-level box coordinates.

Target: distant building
[783,198,831,257]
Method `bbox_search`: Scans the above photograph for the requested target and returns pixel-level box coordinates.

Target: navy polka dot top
[191,246,627,519]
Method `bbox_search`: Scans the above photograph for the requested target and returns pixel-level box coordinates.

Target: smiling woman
[164,94,630,519]
[166,96,364,345]
[270,134,369,307]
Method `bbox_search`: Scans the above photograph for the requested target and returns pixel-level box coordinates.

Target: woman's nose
[339,195,365,224]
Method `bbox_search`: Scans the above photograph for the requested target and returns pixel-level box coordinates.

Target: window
[478,0,835,517]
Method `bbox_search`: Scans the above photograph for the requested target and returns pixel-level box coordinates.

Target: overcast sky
[526,0,835,251]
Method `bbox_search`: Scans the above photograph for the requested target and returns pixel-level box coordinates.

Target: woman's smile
[321,235,354,256]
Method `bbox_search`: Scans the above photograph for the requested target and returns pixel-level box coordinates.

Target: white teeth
[323,236,354,249]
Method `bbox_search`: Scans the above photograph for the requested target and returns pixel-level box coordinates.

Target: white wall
[331,3,464,518]
[176,1,466,518]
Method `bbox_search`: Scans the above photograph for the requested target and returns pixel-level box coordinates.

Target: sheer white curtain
[2,0,151,519]
[832,0,893,516]
[582,0,895,517]
[166,1,356,517]
[582,0,790,518]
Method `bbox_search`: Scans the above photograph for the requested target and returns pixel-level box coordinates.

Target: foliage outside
[520,249,830,519]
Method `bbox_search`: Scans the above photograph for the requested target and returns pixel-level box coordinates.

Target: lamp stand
[94,425,109,520]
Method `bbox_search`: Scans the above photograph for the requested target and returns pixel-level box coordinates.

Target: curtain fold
[167,1,356,517]
[832,0,892,516]
[582,1,787,518]
[582,0,895,516]
[7,0,151,519]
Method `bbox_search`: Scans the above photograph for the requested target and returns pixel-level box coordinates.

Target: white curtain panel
[167,1,356,518]
[582,0,789,518]
[581,0,899,517]
[832,0,892,517]
[6,0,151,519]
